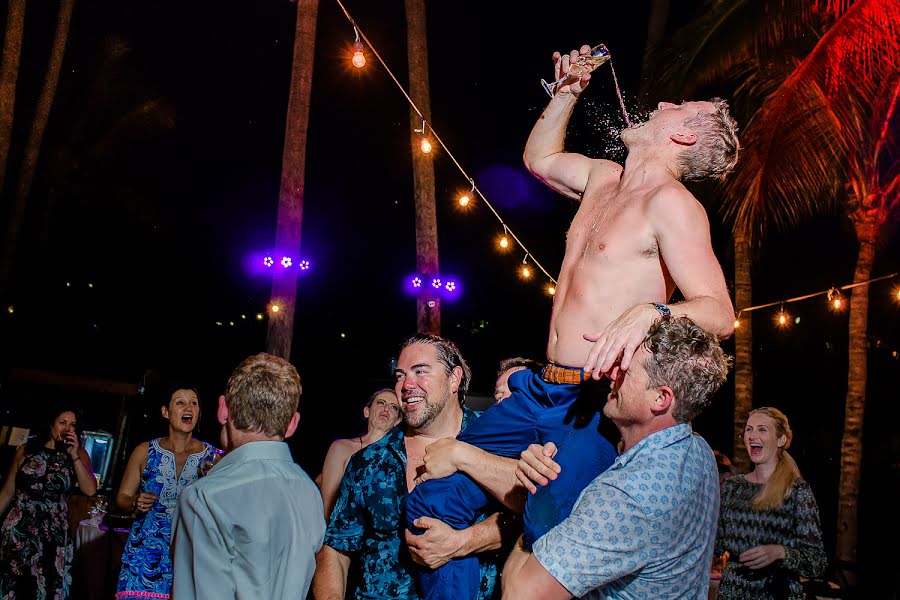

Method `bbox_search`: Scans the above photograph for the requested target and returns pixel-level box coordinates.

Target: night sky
[1,0,898,589]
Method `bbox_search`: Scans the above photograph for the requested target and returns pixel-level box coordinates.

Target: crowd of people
[0,45,829,600]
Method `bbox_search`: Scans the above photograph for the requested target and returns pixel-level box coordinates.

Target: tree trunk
[266,0,318,360]
[835,214,877,574]
[732,232,753,472]
[0,0,73,291]
[405,0,440,335]
[0,0,25,194]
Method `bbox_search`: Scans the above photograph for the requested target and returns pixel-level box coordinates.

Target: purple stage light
[412,276,422,288]
[445,280,456,292]
[281,256,293,268]
[263,256,274,267]
[298,259,310,271]
[431,278,442,289]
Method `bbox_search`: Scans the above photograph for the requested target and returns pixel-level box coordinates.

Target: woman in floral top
[715,407,827,599]
[0,407,98,599]
[114,385,217,600]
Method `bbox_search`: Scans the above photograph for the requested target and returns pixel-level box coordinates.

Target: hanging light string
[736,271,899,314]
[332,0,558,285]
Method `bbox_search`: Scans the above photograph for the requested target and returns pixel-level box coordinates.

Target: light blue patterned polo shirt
[532,423,719,599]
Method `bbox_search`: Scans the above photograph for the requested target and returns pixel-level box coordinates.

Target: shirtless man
[404,45,737,600]
[318,388,401,520]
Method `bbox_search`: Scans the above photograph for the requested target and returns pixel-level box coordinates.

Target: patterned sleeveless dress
[0,445,76,600]
[115,438,216,599]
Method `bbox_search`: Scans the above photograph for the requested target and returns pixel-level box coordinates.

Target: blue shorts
[406,369,616,599]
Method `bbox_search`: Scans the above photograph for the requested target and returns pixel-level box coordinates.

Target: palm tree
[0,0,25,195]
[653,0,900,575]
[266,0,319,359]
[1,0,74,293]
[405,0,440,335]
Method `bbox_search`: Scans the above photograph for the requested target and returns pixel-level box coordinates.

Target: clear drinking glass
[199,449,224,477]
[541,44,611,97]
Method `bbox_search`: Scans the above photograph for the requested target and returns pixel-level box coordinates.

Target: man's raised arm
[524,46,606,201]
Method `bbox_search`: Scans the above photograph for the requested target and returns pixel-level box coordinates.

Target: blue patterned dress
[116,438,216,599]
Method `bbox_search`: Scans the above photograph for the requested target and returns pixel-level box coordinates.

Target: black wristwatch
[651,303,671,317]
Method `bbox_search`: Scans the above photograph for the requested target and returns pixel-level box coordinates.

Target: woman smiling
[714,407,827,599]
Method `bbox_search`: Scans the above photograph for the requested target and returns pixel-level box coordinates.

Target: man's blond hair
[677,98,740,181]
[225,353,301,437]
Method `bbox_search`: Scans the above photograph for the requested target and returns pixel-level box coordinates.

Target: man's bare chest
[567,194,658,261]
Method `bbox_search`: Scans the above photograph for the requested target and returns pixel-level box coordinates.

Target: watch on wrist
[651,303,671,317]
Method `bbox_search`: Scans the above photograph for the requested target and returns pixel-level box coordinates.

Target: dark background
[0,0,897,594]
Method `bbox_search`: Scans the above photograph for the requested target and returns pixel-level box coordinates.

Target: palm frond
[721,0,900,244]
[648,0,819,100]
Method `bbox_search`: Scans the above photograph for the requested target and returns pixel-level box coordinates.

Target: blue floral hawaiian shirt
[324,406,500,599]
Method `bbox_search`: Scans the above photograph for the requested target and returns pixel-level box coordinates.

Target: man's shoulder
[348,428,402,471]
[646,181,708,226]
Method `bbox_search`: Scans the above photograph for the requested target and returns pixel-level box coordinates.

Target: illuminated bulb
[431,278,442,289]
[352,41,366,68]
[458,194,470,207]
[6,306,13,314]
[832,297,843,310]
[420,138,432,154]
[776,311,789,327]
[498,236,509,249]
[734,319,741,329]
[896,288,900,301]
[281,256,292,268]
[256,313,264,321]
[411,276,422,288]
[263,256,274,267]
[241,314,246,320]
[229,321,235,327]
[271,304,281,314]
[547,286,556,296]
[521,266,532,279]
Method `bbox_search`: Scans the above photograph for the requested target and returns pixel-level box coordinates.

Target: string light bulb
[351,43,365,68]
[734,312,741,329]
[827,288,844,311]
[458,179,475,208]
[351,27,366,68]
[521,254,531,279]
[547,285,556,296]
[775,305,789,328]
[270,303,281,314]
[420,138,432,154]
[498,225,510,250]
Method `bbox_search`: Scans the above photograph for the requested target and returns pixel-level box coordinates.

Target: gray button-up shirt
[171,440,325,600]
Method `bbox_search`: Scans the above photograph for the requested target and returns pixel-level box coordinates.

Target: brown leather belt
[541,363,592,384]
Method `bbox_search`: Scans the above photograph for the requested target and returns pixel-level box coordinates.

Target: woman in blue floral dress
[0,407,98,599]
[114,386,218,599]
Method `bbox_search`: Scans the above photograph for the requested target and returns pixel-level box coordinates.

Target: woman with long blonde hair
[714,407,827,599]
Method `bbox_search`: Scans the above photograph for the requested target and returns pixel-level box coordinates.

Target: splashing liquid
[608,60,631,128]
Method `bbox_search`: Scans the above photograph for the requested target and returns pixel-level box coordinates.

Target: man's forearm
[312,545,350,600]
[456,512,514,557]
[524,94,578,166]
[669,295,734,339]
[457,443,526,512]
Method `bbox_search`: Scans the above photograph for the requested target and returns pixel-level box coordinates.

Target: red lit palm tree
[653,0,900,573]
